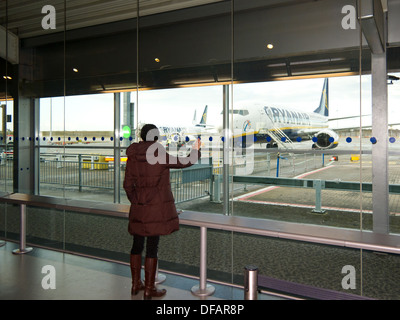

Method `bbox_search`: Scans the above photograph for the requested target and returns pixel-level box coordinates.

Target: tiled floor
[0,241,286,300]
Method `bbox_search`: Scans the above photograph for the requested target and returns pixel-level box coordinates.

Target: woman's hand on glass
[193,137,201,150]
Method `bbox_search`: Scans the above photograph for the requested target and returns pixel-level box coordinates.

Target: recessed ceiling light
[3,75,12,80]
[155,58,160,63]
[266,43,274,49]
[73,68,79,72]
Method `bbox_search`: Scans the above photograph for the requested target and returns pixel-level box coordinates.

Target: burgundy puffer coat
[124,141,200,236]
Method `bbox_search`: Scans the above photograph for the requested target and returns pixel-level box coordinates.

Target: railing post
[312,179,326,214]
[12,204,33,254]
[244,265,258,300]
[191,226,215,297]
[292,155,295,175]
[276,153,280,177]
[90,156,95,170]
[155,261,166,284]
[212,174,221,203]
[208,165,213,202]
[305,153,308,171]
[78,154,82,192]
[56,155,62,168]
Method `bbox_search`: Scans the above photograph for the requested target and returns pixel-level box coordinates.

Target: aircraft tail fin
[200,105,208,125]
[192,109,197,125]
[195,105,208,127]
[193,105,209,127]
[313,78,329,117]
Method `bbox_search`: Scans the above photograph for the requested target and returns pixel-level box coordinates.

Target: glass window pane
[232,0,363,229]
[389,70,400,234]
[39,94,115,200]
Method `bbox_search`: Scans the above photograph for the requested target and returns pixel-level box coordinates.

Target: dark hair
[140,124,160,141]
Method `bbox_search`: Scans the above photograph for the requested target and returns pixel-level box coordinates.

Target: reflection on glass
[388,72,400,234]
[39,94,114,199]
[0,99,13,192]
[227,76,381,231]
[33,73,400,234]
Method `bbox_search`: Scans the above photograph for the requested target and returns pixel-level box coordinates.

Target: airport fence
[0,159,13,181]
[38,155,213,204]
[0,152,325,203]
[40,155,114,191]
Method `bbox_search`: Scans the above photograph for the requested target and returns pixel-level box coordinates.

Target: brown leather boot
[130,254,144,295]
[144,257,166,300]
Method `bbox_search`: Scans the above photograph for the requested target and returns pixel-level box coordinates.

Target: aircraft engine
[313,129,339,149]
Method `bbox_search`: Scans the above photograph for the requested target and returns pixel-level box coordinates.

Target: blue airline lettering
[271,107,280,123]
[264,106,312,126]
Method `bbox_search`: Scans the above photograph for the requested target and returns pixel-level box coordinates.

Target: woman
[123,124,201,299]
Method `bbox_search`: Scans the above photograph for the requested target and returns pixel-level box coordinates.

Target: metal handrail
[1,192,400,298]
[2,192,400,254]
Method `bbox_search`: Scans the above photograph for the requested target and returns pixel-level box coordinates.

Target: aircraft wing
[328,114,371,121]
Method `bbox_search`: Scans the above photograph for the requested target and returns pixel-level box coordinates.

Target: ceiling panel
[0,0,223,38]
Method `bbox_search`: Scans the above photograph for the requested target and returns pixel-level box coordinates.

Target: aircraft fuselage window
[221,110,249,116]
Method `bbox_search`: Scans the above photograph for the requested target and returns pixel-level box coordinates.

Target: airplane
[195,105,208,128]
[139,79,338,152]
[147,105,210,146]
[229,78,339,150]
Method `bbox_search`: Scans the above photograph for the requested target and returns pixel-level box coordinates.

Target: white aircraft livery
[152,105,211,145]
[231,78,338,150]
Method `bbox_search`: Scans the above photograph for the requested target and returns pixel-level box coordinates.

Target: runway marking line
[241,198,374,214]
[234,164,335,202]
[234,163,375,214]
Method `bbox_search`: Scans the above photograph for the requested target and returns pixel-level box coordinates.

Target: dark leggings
[130,235,160,258]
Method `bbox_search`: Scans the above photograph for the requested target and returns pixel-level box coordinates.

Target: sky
[6,73,400,133]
